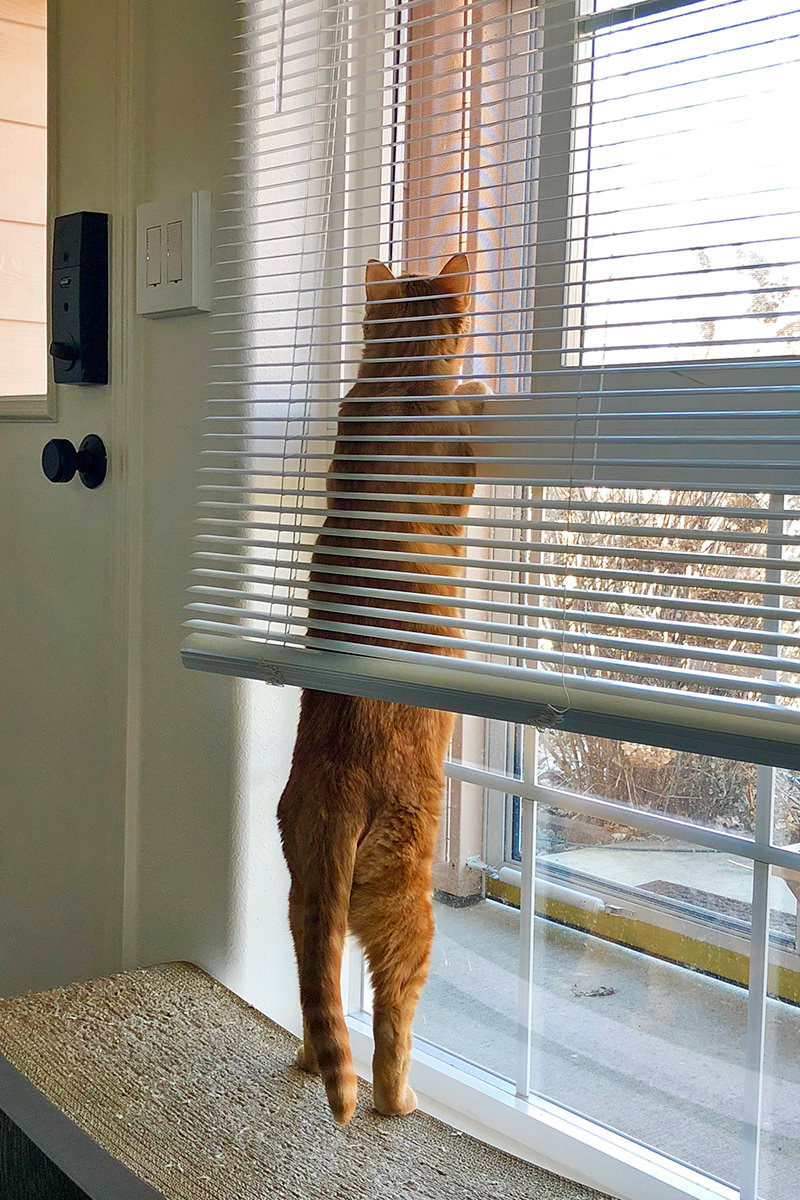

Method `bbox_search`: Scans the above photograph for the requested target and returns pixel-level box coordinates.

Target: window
[188,0,800,767]
[574,0,800,366]
[188,2,800,1197]
[0,0,48,415]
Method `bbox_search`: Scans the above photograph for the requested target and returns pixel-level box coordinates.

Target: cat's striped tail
[300,840,359,1125]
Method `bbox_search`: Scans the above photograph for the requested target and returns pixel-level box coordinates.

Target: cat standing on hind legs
[278,253,490,1125]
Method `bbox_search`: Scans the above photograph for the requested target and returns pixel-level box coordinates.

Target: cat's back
[291,689,453,773]
[282,692,451,820]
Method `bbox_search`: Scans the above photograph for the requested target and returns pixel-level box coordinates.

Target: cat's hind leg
[350,857,435,1117]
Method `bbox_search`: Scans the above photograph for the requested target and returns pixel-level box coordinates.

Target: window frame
[0,0,56,422]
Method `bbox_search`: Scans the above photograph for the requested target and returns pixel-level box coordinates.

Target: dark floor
[0,1110,91,1200]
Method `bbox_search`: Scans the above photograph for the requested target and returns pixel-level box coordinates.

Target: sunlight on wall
[0,0,47,397]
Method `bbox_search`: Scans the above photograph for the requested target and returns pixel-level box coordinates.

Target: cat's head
[362,253,472,350]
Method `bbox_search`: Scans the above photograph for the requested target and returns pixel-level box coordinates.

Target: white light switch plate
[136,191,211,317]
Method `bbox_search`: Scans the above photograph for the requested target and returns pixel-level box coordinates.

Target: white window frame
[0,1,56,423]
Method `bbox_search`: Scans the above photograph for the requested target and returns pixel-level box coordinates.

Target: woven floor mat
[0,962,612,1200]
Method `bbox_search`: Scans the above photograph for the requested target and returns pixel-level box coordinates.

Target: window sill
[346,1013,736,1200]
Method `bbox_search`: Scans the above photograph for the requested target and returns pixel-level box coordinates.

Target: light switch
[135,191,211,317]
[146,226,161,286]
[166,221,183,283]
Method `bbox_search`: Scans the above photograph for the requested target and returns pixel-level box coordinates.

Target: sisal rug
[0,962,612,1200]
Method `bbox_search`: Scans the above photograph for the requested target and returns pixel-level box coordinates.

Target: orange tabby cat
[278,253,488,1125]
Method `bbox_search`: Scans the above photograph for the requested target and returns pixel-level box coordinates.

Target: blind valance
[183,0,800,768]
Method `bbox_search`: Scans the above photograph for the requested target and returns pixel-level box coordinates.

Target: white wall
[1,0,301,1032]
[0,0,126,996]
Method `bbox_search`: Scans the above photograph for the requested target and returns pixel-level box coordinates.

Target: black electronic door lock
[50,211,109,384]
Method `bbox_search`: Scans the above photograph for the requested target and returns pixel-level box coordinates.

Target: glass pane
[775,768,800,849]
[0,0,47,397]
[761,859,800,1200]
[417,763,519,1082]
[530,803,752,1188]
[537,727,759,835]
[416,893,519,1085]
[576,0,800,365]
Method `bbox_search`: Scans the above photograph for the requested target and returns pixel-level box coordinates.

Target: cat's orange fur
[278,254,488,1125]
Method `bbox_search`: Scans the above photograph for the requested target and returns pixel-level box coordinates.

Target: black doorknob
[42,435,107,489]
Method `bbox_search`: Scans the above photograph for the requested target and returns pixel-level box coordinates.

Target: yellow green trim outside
[485,879,800,1005]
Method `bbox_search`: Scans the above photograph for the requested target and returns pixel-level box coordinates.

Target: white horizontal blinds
[184,0,800,767]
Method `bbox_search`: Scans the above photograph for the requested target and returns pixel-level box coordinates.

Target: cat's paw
[455,379,491,393]
[373,1084,418,1117]
[295,1043,321,1074]
[454,379,491,416]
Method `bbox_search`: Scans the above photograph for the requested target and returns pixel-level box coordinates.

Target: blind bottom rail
[181,632,800,770]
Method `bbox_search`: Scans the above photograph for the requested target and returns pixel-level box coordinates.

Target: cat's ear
[438,253,471,310]
[365,259,397,304]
